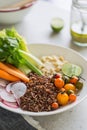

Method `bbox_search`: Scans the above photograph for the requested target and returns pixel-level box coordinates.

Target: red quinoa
[20,72,59,112]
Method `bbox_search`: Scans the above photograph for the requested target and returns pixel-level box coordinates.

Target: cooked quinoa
[20,72,58,112]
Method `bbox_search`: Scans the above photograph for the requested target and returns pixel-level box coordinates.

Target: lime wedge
[51,17,64,32]
[62,63,82,77]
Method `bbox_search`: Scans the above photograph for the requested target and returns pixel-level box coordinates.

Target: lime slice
[62,63,82,77]
[51,18,64,32]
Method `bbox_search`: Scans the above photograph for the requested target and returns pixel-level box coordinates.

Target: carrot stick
[6,64,26,75]
[0,69,20,82]
[0,62,29,82]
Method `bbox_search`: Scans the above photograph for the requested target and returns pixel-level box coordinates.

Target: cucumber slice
[51,17,64,32]
[62,63,82,77]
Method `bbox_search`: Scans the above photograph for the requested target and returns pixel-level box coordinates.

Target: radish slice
[0,89,16,102]
[6,83,13,93]
[3,100,18,108]
[0,78,9,87]
[0,87,5,98]
[0,96,3,102]
[0,86,4,92]
[11,82,27,99]
[16,98,20,106]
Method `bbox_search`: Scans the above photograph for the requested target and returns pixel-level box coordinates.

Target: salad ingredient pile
[0,62,29,82]
[0,28,84,112]
[0,28,43,75]
[20,70,83,112]
[0,80,27,108]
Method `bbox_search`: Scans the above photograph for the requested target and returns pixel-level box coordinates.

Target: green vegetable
[51,17,64,32]
[75,81,83,90]
[0,28,28,52]
[62,63,82,77]
[67,90,74,95]
[0,28,43,75]
[62,75,70,84]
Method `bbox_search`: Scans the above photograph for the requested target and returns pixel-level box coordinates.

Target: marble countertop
[1,1,87,130]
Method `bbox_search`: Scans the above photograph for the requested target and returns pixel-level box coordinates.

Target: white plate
[0,43,87,116]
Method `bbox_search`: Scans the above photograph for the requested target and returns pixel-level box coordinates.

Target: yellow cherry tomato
[64,83,76,92]
[57,92,69,106]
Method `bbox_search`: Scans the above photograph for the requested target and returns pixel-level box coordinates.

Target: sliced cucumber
[62,63,82,77]
[51,17,64,32]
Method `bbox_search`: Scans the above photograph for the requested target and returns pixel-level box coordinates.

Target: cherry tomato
[52,102,59,109]
[54,78,64,89]
[57,92,69,106]
[75,81,83,90]
[64,83,76,92]
[70,76,78,84]
[69,93,77,102]
[53,73,62,78]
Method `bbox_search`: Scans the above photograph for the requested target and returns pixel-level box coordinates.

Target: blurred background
[44,0,72,11]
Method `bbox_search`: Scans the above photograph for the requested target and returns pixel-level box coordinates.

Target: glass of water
[70,0,87,47]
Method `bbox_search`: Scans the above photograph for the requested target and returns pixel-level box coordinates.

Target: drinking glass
[70,0,87,46]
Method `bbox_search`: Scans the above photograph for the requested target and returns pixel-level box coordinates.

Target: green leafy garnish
[0,28,43,75]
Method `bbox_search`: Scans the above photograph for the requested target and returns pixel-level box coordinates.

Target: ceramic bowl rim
[0,2,34,12]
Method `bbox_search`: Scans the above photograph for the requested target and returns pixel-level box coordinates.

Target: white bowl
[0,43,87,116]
[0,0,36,24]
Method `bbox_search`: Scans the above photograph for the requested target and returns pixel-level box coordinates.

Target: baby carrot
[0,69,20,82]
[0,62,29,82]
[6,64,26,75]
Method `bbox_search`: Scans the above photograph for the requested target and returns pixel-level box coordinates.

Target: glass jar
[70,0,87,47]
